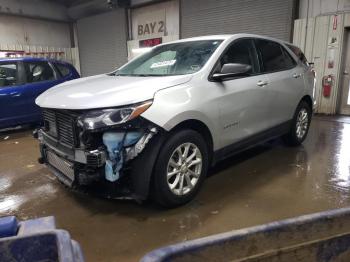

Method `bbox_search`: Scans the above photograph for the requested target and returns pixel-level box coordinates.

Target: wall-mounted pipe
[303,0,310,52]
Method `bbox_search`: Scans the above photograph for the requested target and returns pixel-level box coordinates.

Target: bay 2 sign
[138,21,165,37]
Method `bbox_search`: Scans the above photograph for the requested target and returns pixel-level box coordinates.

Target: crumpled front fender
[128,130,168,202]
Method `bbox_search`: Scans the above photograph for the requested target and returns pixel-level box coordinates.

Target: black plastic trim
[212,120,292,165]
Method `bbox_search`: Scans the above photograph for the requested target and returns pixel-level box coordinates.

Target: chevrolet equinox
[35,34,315,207]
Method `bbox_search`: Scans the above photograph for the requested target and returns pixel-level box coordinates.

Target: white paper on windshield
[150,59,176,68]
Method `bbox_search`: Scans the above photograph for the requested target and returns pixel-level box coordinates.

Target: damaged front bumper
[35,118,159,195]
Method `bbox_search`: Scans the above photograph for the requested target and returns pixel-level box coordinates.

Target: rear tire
[283,100,312,146]
[152,129,209,208]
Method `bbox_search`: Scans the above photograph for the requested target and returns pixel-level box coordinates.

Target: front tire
[283,100,312,146]
[152,129,209,208]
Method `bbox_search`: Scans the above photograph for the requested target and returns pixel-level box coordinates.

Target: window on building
[24,62,55,83]
[0,63,18,87]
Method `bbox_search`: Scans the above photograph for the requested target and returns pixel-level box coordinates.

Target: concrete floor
[0,116,350,262]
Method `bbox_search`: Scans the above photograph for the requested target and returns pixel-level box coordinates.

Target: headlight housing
[78,100,152,130]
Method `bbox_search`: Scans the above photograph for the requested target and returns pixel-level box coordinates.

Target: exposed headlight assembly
[78,100,153,130]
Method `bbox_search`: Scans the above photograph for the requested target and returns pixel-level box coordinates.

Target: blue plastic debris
[0,216,18,238]
[0,216,84,262]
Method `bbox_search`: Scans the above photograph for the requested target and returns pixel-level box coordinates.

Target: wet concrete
[0,116,350,262]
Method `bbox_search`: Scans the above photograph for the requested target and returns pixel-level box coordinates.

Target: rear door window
[24,61,55,83]
[0,62,18,87]
[281,47,297,69]
[255,39,295,73]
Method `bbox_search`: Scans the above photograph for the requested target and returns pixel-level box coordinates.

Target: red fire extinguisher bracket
[322,75,334,97]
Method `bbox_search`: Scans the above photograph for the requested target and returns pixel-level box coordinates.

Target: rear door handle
[257,80,268,87]
[293,73,302,78]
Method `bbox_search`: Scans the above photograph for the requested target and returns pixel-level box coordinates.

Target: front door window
[0,63,18,87]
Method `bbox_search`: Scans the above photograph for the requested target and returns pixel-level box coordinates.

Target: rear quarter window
[55,63,71,77]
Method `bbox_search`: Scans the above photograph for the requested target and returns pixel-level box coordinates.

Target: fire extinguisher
[322,75,334,97]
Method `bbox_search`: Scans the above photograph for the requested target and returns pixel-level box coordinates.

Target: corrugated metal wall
[77,10,127,77]
[180,0,295,41]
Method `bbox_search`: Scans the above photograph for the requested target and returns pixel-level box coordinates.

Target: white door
[209,39,271,147]
[254,39,305,125]
[340,29,350,115]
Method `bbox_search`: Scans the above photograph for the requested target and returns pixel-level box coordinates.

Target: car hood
[35,74,192,110]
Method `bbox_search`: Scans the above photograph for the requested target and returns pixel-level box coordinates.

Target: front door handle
[257,80,268,87]
[293,73,302,78]
[10,92,20,97]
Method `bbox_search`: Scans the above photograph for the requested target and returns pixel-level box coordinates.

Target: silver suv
[35,34,315,207]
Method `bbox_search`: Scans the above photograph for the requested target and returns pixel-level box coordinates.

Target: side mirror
[212,63,252,81]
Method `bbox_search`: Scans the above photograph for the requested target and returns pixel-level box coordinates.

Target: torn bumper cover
[102,127,158,182]
[36,120,159,199]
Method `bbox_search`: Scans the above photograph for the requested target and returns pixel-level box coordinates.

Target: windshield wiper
[135,74,166,77]
[114,74,168,77]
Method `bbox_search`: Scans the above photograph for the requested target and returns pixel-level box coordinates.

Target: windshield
[115,40,223,76]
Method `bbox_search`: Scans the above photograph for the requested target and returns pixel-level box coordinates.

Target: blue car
[0,57,80,129]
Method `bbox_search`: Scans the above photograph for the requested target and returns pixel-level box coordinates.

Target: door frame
[338,27,350,115]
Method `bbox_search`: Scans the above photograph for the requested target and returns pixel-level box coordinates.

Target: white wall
[127,0,179,60]
[293,14,348,114]
[0,0,69,21]
[299,0,350,18]
[0,15,71,48]
[131,0,179,40]
[77,9,127,76]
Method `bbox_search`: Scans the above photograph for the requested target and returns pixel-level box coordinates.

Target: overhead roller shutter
[77,10,127,77]
[180,0,295,41]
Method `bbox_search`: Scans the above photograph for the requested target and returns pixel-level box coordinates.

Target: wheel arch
[170,119,214,158]
[130,119,214,202]
[300,95,313,110]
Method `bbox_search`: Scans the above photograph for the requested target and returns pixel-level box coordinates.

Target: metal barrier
[141,207,350,262]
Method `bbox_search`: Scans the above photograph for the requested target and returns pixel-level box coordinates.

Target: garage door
[77,10,127,77]
[180,0,295,41]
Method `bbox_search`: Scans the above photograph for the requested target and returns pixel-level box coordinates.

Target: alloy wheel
[296,108,309,140]
[166,143,202,196]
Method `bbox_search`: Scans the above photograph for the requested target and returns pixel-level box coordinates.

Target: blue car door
[0,61,27,128]
[0,59,77,129]
[21,61,63,122]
